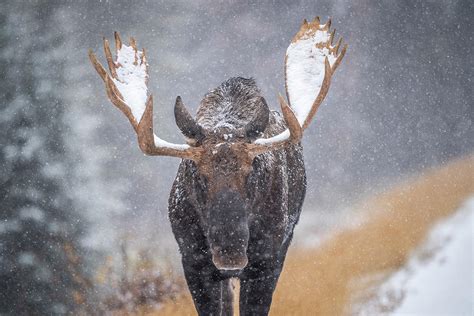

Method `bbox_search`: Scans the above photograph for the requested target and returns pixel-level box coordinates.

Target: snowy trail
[359,197,474,315]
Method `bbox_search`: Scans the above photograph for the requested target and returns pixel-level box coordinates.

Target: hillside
[356,197,473,314]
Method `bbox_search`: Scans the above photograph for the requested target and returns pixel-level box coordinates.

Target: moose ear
[174,96,205,142]
[245,97,270,139]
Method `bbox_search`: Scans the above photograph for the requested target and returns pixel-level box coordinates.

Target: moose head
[175,90,271,269]
[88,18,346,272]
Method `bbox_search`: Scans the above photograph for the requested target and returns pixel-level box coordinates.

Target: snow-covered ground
[359,197,474,315]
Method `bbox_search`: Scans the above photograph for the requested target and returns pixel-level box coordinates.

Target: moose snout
[210,231,249,270]
[211,247,248,271]
[208,190,250,271]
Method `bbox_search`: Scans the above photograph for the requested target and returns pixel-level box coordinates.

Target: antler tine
[114,31,122,51]
[141,48,147,65]
[329,29,336,45]
[334,37,342,55]
[323,18,331,31]
[129,37,139,65]
[332,42,347,72]
[103,38,117,79]
[129,37,137,49]
[88,50,108,82]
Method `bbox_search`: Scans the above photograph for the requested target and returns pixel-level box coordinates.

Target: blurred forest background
[0,0,472,314]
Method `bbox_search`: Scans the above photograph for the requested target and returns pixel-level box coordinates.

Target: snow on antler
[285,17,346,129]
[113,42,148,122]
[89,34,202,159]
[250,18,346,153]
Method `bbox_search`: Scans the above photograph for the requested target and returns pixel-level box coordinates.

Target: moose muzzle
[208,190,250,271]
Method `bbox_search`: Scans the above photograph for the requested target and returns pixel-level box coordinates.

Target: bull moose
[89,17,346,315]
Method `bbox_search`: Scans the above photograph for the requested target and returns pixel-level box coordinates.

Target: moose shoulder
[89,17,346,316]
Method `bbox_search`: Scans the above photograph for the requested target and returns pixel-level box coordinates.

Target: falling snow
[1,0,472,314]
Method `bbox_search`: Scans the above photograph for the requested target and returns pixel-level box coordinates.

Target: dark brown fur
[169,77,306,315]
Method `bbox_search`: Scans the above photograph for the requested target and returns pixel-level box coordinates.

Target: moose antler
[88,32,202,160]
[247,17,347,156]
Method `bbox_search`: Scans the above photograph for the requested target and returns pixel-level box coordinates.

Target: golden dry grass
[153,155,473,316]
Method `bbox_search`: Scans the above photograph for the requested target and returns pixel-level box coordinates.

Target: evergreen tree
[0,2,90,314]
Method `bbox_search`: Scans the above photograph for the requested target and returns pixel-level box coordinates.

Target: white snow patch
[0,219,20,233]
[21,134,43,159]
[113,44,148,122]
[286,28,336,126]
[153,135,190,151]
[18,252,36,266]
[359,197,474,315]
[254,129,290,145]
[19,206,45,222]
[111,44,190,151]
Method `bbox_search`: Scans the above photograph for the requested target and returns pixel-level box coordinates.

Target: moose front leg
[239,228,294,316]
[239,260,285,315]
[182,255,233,316]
